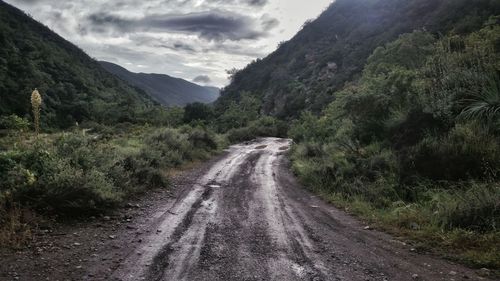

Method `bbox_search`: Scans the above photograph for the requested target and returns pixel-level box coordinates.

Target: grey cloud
[128,33,263,57]
[172,43,196,52]
[156,42,197,53]
[201,43,264,57]
[245,0,267,6]
[128,35,197,53]
[193,75,211,84]
[88,10,269,41]
[203,0,268,7]
[261,14,279,31]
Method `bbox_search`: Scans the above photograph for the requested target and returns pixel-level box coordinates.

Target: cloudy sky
[6,0,332,87]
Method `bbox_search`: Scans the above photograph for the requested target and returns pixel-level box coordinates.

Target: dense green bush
[226,116,288,143]
[0,135,121,214]
[0,125,223,218]
[404,123,500,181]
[0,115,30,131]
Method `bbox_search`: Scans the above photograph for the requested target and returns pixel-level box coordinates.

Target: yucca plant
[459,75,500,126]
[31,89,42,135]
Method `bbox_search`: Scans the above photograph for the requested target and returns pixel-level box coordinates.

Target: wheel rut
[145,185,215,281]
[108,138,489,281]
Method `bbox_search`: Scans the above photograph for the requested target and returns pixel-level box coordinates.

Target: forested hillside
[0,1,154,128]
[100,61,220,107]
[218,0,500,118]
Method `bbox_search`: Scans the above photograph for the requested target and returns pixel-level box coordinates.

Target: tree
[183,103,214,124]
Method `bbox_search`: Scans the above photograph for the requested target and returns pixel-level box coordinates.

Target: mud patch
[145,186,214,281]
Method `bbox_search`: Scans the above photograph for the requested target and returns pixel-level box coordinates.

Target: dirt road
[1,138,488,281]
[107,138,483,281]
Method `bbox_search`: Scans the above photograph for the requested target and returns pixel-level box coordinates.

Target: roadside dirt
[0,138,493,281]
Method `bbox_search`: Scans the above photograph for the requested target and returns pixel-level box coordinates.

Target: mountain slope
[0,0,154,128]
[100,61,220,107]
[218,0,500,118]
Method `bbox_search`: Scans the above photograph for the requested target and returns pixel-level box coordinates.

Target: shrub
[0,126,224,216]
[404,123,500,181]
[40,167,120,214]
[0,115,30,131]
[146,128,190,157]
[226,117,288,143]
[186,127,218,151]
[428,183,500,231]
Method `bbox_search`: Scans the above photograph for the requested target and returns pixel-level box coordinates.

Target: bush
[186,126,218,151]
[404,123,500,181]
[0,114,30,131]
[2,138,121,214]
[428,183,500,231]
[226,117,288,143]
[0,126,223,219]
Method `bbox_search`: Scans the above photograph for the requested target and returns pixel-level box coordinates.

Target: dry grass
[0,207,35,249]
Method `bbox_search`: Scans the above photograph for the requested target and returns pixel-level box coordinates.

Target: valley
[0,0,499,280]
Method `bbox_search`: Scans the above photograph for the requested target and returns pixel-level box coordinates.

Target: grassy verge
[0,124,226,248]
[290,144,500,276]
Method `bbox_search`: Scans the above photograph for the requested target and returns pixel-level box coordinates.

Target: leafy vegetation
[288,25,500,268]
[183,94,289,143]
[0,122,224,247]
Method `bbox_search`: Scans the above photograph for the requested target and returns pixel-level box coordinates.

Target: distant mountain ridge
[99,61,220,107]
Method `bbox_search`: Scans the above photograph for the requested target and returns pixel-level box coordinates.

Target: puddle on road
[208,184,221,188]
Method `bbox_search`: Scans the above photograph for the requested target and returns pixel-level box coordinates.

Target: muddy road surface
[105,138,483,281]
[1,138,488,281]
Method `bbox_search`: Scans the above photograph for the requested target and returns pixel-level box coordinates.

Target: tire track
[110,138,487,281]
[111,142,261,281]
